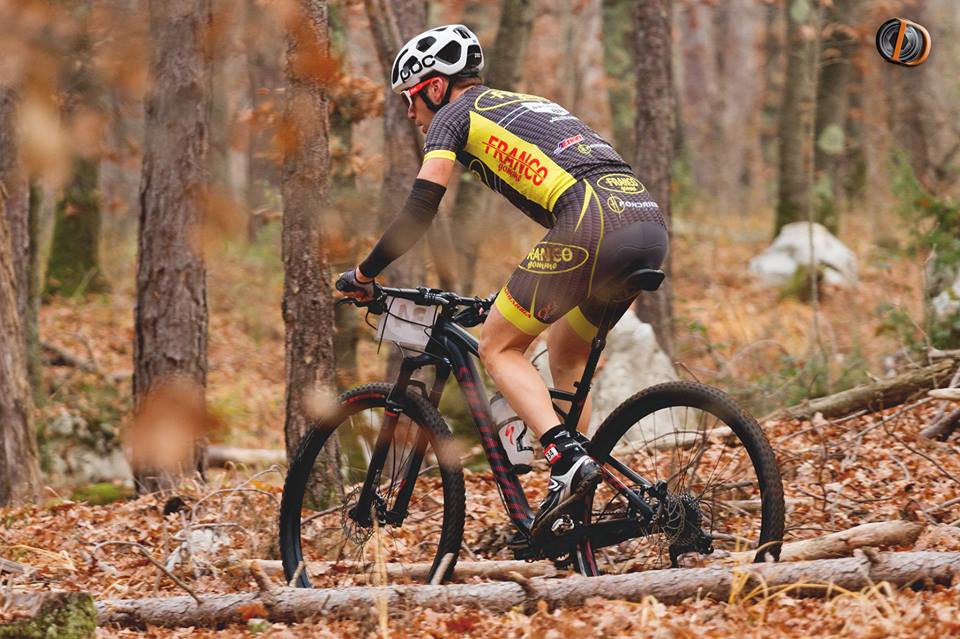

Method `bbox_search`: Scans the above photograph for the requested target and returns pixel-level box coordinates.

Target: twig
[92,541,201,604]
[248,560,277,595]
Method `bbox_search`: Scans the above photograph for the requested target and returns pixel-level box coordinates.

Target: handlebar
[336,284,496,328]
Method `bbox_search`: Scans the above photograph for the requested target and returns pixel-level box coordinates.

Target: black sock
[540,425,584,475]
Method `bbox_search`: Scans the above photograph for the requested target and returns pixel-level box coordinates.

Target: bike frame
[348,288,656,539]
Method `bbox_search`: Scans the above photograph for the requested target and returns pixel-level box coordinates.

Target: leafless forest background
[1,0,960,636]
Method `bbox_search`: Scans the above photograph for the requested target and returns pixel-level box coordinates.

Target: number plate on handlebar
[375,297,437,350]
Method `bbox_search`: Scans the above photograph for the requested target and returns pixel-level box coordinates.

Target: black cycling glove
[336,269,375,301]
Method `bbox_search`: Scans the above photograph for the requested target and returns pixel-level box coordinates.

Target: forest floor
[11,205,960,636]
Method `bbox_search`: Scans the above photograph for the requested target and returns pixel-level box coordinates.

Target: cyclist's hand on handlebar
[335,268,375,302]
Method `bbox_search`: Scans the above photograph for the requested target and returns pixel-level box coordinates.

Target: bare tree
[0,86,42,504]
[133,0,212,493]
[363,0,431,289]
[774,0,820,235]
[0,89,30,328]
[280,0,343,504]
[632,0,675,357]
[601,0,636,162]
[813,0,860,233]
[45,4,108,298]
[245,0,283,240]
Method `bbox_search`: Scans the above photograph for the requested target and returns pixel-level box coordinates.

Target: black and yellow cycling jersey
[422,85,668,340]
[424,86,636,227]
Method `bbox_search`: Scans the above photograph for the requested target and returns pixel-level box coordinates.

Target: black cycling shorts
[493,171,668,341]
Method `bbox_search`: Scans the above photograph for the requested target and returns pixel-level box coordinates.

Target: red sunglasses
[402,77,436,107]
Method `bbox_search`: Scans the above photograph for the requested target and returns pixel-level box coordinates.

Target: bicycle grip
[335,278,356,293]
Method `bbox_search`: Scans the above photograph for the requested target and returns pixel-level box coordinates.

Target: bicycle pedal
[550,515,576,535]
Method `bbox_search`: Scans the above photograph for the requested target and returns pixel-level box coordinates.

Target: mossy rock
[70,482,132,506]
[0,592,96,638]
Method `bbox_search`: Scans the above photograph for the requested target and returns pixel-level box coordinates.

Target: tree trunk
[44,5,108,299]
[601,0,636,163]
[280,0,343,506]
[45,158,108,297]
[632,0,675,357]
[758,0,784,206]
[0,88,42,506]
[26,182,42,402]
[774,0,820,235]
[363,0,428,289]
[256,558,565,581]
[0,87,29,333]
[245,0,283,241]
[447,0,535,294]
[812,0,859,234]
[97,551,960,628]
[133,0,212,494]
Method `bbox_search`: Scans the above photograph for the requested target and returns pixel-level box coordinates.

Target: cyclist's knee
[479,308,535,370]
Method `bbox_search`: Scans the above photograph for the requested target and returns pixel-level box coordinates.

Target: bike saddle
[598,268,665,302]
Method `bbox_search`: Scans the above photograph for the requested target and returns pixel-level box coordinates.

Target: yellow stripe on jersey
[424,149,457,162]
[494,286,549,336]
[465,111,576,212]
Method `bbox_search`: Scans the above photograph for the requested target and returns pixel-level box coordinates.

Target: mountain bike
[279,269,785,587]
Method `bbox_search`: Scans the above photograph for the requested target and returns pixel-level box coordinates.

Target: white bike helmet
[390,24,484,100]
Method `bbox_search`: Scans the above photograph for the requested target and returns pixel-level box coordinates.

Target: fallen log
[0,591,96,638]
[922,408,960,441]
[772,358,956,420]
[731,520,924,563]
[255,559,563,582]
[928,388,960,401]
[206,446,286,468]
[97,551,960,629]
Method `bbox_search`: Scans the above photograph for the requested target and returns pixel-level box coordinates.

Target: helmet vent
[454,27,470,39]
[436,41,461,64]
[416,36,435,52]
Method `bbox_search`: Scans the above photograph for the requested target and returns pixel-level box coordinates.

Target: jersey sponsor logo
[605,195,659,215]
[596,173,646,194]
[520,101,570,117]
[576,143,592,156]
[553,134,584,155]
[520,241,589,275]
[483,134,549,186]
[474,88,549,111]
[466,111,577,211]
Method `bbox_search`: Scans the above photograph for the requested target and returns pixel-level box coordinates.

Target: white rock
[531,312,684,447]
[748,221,857,287]
[929,265,960,322]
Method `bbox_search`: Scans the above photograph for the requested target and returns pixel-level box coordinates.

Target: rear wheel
[279,383,465,587]
[576,381,784,575]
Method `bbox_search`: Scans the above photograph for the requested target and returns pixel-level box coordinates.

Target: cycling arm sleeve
[358,179,447,278]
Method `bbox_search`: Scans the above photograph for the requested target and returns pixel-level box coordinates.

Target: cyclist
[337,24,668,538]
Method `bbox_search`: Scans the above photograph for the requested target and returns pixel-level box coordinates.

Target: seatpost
[565,302,616,430]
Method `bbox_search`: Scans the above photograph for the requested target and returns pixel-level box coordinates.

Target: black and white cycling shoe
[530,455,601,539]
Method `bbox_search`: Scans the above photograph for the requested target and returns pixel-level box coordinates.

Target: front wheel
[279,383,465,588]
[576,381,785,575]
